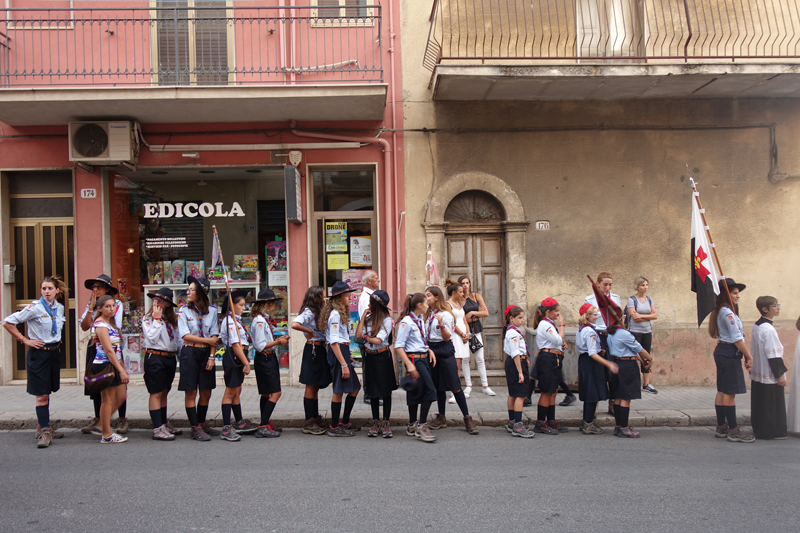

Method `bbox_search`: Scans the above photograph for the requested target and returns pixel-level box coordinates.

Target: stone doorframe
[422,171,529,312]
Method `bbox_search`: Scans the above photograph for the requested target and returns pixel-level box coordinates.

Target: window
[313,0,374,27]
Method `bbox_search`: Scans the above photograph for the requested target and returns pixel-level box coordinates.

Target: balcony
[424,0,800,100]
[0,5,386,125]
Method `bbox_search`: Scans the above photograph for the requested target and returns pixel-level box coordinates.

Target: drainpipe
[387,0,402,299]
[290,122,396,305]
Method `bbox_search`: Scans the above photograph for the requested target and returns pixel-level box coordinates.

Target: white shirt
[504,327,527,359]
[251,314,274,353]
[536,318,563,351]
[358,286,375,319]
[142,316,181,353]
[750,318,785,384]
[584,293,621,332]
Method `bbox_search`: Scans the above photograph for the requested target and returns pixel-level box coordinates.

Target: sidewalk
[0,383,758,430]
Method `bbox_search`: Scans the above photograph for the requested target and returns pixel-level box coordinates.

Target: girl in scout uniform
[251,288,289,439]
[394,293,438,443]
[142,287,182,441]
[291,286,330,435]
[92,295,129,444]
[576,304,618,435]
[504,305,535,438]
[219,289,254,442]
[2,276,68,448]
[709,278,755,443]
[355,290,396,438]
[79,275,126,436]
[178,276,220,441]
[318,281,360,437]
[532,298,567,435]
[425,286,477,435]
[607,320,652,438]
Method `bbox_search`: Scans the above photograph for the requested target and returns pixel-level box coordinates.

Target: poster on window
[325,222,347,252]
[349,236,371,267]
[342,269,367,358]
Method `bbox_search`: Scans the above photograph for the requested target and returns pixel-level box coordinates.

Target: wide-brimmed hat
[579,303,593,316]
[84,274,118,296]
[254,288,282,303]
[719,278,746,293]
[370,290,390,310]
[330,280,356,297]
[147,287,176,308]
[187,276,211,295]
[400,375,420,393]
[221,289,250,315]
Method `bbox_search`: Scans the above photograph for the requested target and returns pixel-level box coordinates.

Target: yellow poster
[327,254,349,270]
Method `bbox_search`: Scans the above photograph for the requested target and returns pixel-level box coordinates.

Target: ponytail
[532,302,559,328]
[504,306,523,327]
[41,275,68,299]
[399,293,425,323]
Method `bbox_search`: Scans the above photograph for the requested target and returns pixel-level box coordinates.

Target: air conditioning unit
[69,121,136,164]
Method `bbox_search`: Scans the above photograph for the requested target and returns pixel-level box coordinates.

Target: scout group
[3,271,790,449]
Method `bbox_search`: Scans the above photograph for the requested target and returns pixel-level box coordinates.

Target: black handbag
[468,333,483,354]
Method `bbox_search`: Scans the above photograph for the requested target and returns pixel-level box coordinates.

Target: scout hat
[84,274,118,296]
[719,278,746,293]
[400,375,420,393]
[254,288,282,303]
[579,303,593,316]
[147,287,176,308]
[370,290,390,310]
[187,276,211,295]
[330,280,356,297]
[221,289,250,316]
[504,305,516,318]
[540,297,559,308]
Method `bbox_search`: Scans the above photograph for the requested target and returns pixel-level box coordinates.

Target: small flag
[426,246,441,287]
[691,194,720,326]
[589,276,623,328]
[211,229,222,270]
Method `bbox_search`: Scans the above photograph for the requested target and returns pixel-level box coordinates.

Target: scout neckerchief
[165,321,174,340]
[227,314,251,345]
[409,311,428,349]
[189,305,206,337]
[426,309,441,340]
[579,323,596,333]
[505,324,530,357]
[40,297,59,336]
[261,313,273,343]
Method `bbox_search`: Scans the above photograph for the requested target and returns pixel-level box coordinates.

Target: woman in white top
[445,279,471,403]
[92,295,129,444]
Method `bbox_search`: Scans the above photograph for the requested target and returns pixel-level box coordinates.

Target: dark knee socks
[331,401,342,427]
[160,406,168,425]
[547,405,556,422]
[583,402,597,424]
[93,396,102,419]
[303,398,314,420]
[232,404,242,423]
[261,398,277,426]
[715,404,726,426]
[149,409,162,428]
[537,404,548,422]
[514,410,523,424]
[370,397,380,420]
[437,391,447,415]
[408,405,418,424]
[453,390,469,417]
[618,406,630,427]
[186,406,199,427]
[382,396,392,421]
[508,409,514,421]
[420,401,432,424]
[197,404,209,424]
[118,400,127,419]
[342,394,357,424]
[35,405,50,429]
[222,403,232,426]
[724,405,738,429]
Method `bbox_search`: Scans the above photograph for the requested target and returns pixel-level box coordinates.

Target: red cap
[579,303,593,316]
[504,305,516,318]
[540,297,559,308]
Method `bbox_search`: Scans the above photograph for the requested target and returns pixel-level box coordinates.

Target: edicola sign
[143,202,245,218]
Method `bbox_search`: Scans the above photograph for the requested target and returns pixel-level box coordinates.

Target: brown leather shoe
[463,415,479,435]
[302,418,326,435]
[429,413,447,430]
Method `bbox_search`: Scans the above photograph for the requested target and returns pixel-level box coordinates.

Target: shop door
[10,222,77,379]
[445,233,505,369]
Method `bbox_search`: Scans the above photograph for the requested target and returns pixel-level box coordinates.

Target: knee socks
[583,402,597,424]
[118,400,127,419]
[186,406,199,427]
[508,409,514,421]
[342,394,357,425]
[715,404,726,426]
[537,404,548,422]
[408,405,419,425]
[547,404,556,422]
[420,401,432,424]
[35,405,50,429]
[613,404,621,425]
[331,401,342,427]
[149,409,162,428]
[724,405,738,429]
[232,404,242,423]
[437,391,447,415]
[222,404,232,426]
[197,404,209,424]
[453,390,469,416]
[261,398,277,426]
[618,406,630,428]
[382,396,392,421]
[370,397,380,420]
[93,396,102,419]
[514,411,523,424]
[160,406,168,425]
[303,398,314,421]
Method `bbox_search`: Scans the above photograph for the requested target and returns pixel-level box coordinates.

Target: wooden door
[445,233,505,369]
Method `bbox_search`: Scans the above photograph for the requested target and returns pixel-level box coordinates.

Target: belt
[306,341,325,346]
[183,342,210,349]
[146,349,176,357]
[540,348,563,355]
[717,340,735,345]
[408,352,428,362]
[258,349,275,355]
[39,342,62,351]
[366,347,390,355]
[614,356,638,360]
[520,355,530,361]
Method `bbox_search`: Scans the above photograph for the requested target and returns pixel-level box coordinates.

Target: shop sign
[285,165,303,224]
[142,202,245,218]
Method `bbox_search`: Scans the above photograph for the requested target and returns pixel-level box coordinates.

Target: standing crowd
[3,270,798,448]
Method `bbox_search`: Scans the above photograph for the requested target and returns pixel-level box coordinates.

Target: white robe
[787,332,800,434]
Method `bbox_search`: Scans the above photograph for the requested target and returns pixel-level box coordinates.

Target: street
[0,426,798,532]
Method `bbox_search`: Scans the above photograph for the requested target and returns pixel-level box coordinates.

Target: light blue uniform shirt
[426,310,454,343]
[4,299,65,343]
[394,314,428,353]
[364,316,393,351]
[291,308,325,342]
[584,293,621,332]
[178,305,219,339]
[607,328,643,358]
[576,325,601,356]
[251,314,274,353]
[220,314,249,347]
[325,309,351,345]
[142,316,181,353]
[716,306,744,343]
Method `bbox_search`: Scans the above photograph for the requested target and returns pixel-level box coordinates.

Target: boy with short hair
[750,296,788,440]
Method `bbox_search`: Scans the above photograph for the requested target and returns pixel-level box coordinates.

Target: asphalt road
[1,426,798,533]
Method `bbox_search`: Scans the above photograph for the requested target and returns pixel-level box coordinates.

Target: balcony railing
[0,6,382,87]
[424,0,800,70]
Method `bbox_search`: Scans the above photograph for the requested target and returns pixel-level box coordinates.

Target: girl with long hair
[251,288,288,438]
[576,304,618,435]
[218,290,254,442]
[531,298,567,435]
[291,286,330,435]
[503,305,535,438]
[92,294,129,443]
[445,279,471,403]
[607,319,652,438]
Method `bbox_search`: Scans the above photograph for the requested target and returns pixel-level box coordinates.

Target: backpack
[625,295,653,327]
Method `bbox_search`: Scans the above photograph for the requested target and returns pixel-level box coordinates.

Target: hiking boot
[267,422,283,434]
[368,419,381,437]
[81,417,100,434]
[342,421,360,432]
[165,422,183,435]
[152,425,176,441]
[191,425,211,442]
[234,419,258,435]
[548,420,569,433]
[114,417,129,435]
[100,433,128,444]
[464,415,479,435]
[36,425,63,439]
[580,421,603,435]
[642,384,658,394]
[255,425,281,438]
[200,422,220,436]
[715,424,729,438]
[405,422,418,437]
[429,413,447,430]
[303,418,327,435]
[221,425,241,442]
[381,420,393,438]
[559,395,577,407]
[617,426,640,438]
[613,426,621,436]
[37,428,53,449]
[726,426,755,443]
[312,415,327,428]
[512,422,535,438]
[415,423,437,443]
[506,420,514,433]
[533,421,558,435]
[327,424,355,437]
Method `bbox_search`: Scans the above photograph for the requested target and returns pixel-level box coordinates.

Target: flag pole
[689,173,737,315]
[212,225,242,345]
[586,275,624,327]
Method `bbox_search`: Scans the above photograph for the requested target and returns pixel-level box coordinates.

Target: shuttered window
[314,0,373,25]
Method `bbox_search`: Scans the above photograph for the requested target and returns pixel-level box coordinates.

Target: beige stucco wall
[401,0,800,384]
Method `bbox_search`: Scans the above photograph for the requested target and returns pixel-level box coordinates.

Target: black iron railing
[424,0,800,70]
[0,6,382,87]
